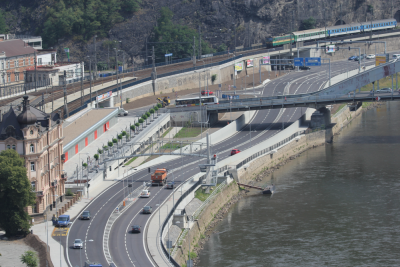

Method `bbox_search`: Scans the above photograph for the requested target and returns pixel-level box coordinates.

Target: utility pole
[340,4,342,25]
[34,51,37,92]
[290,10,293,60]
[89,57,92,107]
[199,25,202,60]
[63,70,69,118]
[114,49,119,103]
[193,36,196,68]
[107,44,110,70]
[233,23,237,57]
[80,61,83,107]
[94,35,97,80]
[121,52,124,107]
[146,38,148,65]
[151,46,157,95]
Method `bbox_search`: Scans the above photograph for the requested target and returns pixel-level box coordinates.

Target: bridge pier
[310,107,331,129]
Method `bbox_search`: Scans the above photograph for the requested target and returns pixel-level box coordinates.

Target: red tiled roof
[0,39,36,58]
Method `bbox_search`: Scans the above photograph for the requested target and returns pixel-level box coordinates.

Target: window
[1,61,3,70]
[7,61,10,69]
[7,145,10,149]
[23,59,25,66]
[12,145,16,150]
[30,162,35,171]
[15,73,19,82]
[31,181,36,191]
[38,58,42,65]
[7,74,10,83]
[30,144,34,153]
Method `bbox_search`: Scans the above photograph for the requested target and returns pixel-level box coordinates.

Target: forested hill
[0,0,396,66]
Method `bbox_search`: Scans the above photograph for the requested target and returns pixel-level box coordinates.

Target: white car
[366,54,375,59]
[376,88,392,93]
[140,190,150,198]
[118,108,128,116]
[74,239,83,249]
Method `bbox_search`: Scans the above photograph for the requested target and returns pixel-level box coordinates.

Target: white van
[392,54,400,60]
[118,108,128,116]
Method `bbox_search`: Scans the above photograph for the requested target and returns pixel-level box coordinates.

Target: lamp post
[74,163,79,187]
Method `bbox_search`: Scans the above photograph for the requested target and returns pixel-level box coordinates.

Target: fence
[0,79,51,98]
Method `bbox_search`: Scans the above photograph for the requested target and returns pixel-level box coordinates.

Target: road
[65,58,376,267]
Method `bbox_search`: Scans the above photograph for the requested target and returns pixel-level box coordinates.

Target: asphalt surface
[64,57,378,267]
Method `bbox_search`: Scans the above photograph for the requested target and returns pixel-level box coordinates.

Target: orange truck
[151,168,168,185]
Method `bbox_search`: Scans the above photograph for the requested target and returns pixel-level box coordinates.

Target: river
[197,102,400,266]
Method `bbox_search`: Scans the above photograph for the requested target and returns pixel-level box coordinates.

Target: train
[267,19,397,47]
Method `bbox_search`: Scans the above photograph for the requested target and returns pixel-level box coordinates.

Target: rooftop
[63,108,116,145]
[25,62,81,71]
[0,39,36,58]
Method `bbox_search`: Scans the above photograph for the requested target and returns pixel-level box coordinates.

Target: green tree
[300,17,316,30]
[121,0,141,13]
[217,44,227,52]
[0,9,8,33]
[150,7,213,61]
[0,150,36,236]
[20,250,38,267]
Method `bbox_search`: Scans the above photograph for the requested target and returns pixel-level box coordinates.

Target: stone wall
[174,181,239,266]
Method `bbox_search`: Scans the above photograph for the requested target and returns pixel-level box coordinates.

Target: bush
[157,103,162,108]
[146,111,151,117]
[103,145,108,150]
[126,98,130,103]
[154,106,159,111]
[130,125,135,131]
[108,141,113,147]
[135,122,140,127]
[150,109,155,114]
[211,74,217,83]
[94,154,99,160]
[98,149,103,154]
[82,163,88,168]
[139,118,144,124]
[117,134,123,140]
[112,138,118,143]
[142,114,147,120]
[20,250,38,267]
[122,131,127,136]
[65,189,74,196]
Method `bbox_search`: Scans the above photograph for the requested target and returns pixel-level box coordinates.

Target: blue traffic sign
[305,57,321,66]
[294,58,304,67]
[165,53,173,57]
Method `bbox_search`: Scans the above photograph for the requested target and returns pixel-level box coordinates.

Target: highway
[65,58,375,267]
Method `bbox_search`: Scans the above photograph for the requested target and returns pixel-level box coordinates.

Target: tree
[94,154,99,161]
[0,150,36,236]
[0,9,8,33]
[217,44,227,52]
[20,250,38,267]
[300,17,316,30]
[150,7,214,61]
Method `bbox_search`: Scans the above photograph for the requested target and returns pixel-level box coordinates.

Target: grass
[195,187,213,201]
[360,76,396,92]
[334,103,347,115]
[162,127,173,138]
[124,157,138,165]
[174,127,202,138]
[160,143,187,150]
[362,102,373,108]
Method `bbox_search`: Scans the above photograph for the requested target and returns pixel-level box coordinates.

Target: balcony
[36,191,44,197]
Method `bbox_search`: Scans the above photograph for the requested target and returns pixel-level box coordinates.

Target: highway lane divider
[103,185,145,265]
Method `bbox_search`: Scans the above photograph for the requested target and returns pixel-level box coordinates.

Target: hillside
[0,0,398,67]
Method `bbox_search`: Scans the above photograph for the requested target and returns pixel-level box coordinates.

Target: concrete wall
[174,181,239,266]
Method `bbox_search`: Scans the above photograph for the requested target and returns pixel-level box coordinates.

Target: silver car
[376,88,392,93]
[74,239,83,249]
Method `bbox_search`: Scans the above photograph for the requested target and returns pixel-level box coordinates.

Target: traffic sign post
[164,53,173,65]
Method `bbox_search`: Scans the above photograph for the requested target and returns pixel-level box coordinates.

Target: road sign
[294,58,304,66]
[165,53,172,57]
[375,54,389,66]
[305,57,321,66]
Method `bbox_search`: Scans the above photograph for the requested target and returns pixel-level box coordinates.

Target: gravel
[0,231,37,267]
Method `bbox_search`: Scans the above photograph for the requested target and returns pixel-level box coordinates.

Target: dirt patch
[24,233,54,267]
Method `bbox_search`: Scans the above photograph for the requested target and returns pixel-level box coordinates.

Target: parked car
[80,211,91,220]
[132,225,141,233]
[57,215,70,227]
[118,108,128,116]
[143,206,152,214]
[366,54,375,59]
[201,90,213,95]
[166,181,174,189]
[348,56,356,60]
[299,66,310,70]
[231,149,240,156]
[74,239,83,249]
[354,54,366,61]
[376,88,392,93]
[140,189,150,198]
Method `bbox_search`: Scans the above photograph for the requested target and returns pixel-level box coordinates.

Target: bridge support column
[209,112,218,125]
[310,107,331,129]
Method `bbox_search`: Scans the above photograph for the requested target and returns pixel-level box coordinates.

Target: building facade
[0,39,36,86]
[0,96,65,215]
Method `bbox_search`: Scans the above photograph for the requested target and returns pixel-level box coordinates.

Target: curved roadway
[65,59,374,267]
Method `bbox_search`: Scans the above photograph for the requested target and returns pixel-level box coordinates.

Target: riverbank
[184,101,382,266]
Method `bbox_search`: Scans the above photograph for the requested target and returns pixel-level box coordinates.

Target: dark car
[201,90,213,95]
[231,149,240,156]
[348,56,356,60]
[143,206,152,214]
[80,211,91,220]
[166,181,174,189]
[299,66,310,70]
[132,225,141,233]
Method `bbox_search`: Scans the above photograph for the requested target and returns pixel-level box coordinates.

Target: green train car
[266,35,294,47]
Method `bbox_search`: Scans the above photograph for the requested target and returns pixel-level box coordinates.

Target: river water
[197,102,400,267]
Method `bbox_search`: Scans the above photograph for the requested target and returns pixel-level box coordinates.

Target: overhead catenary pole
[107,43,110,70]
[193,36,196,68]
[63,70,69,118]
[94,35,97,80]
[89,57,92,107]
[80,61,84,107]
[34,51,37,92]
[199,25,202,60]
